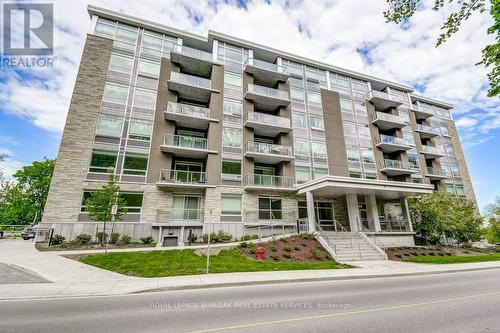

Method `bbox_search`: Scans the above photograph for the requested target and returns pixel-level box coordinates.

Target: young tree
[84,174,127,245]
[384,0,499,97]
[484,196,500,243]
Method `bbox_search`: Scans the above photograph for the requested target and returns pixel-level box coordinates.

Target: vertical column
[400,197,413,232]
[346,194,360,232]
[306,191,316,232]
[88,15,98,34]
[248,49,254,65]
[212,40,218,62]
[365,194,381,231]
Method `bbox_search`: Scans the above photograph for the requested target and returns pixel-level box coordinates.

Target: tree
[0,153,8,180]
[84,174,127,245]
[409,192,483,245]
[384,0,499,97]
[484,196,500,243]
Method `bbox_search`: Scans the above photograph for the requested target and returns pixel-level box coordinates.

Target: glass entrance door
[358,203,369,229]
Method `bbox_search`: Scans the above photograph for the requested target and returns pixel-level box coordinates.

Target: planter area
[386,245,500,264]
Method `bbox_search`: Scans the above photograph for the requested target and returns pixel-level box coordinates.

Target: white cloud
[0,148,25,180]
[0,0,498,147]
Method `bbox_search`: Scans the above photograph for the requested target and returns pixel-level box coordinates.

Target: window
[138,59,160,77]
[133,89,156,109]
[307,91,321,105]
[123,153,148,175]
[109,54,133,73]
[223,98,242,116]
[346,145,360,163]
[408,153,419,169]
[103,83,129,104]
[222,159,241,179]
[294,139,309,156]
[456,185,465,197]
[446,184,456,195]
[95,18,116,36]
[221,195,242,216]
[361,149,375,165]
[314,167,328,179]
[353,101,367,115]
[121,193,143,213]
[224,72,242,89]
[89,150,117,173]
[290,87,305,103]
[295,166,311,184]
[96,114,123,137]
[343,122,357,137]
[311,142,327,158]
[258,197,282,220]
[116,23,138,41]
[223,127,242,148]
[310,116,324,130]
[292,113,307,128]
[298,201,308,219]
[357,124,370,137]
[129,119,153,141]
[172,195,201,220]
[340,99,353,112]
[254,166,275,186]
[403,132,415,146]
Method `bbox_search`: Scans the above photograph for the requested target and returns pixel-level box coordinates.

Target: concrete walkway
[1,239,500,300]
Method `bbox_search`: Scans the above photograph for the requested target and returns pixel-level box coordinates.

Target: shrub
[278,238,287,243]
[463,250,470,254]
[251,235,259,240]
[301,242,308,247]
[310,247,324,260]
[239,241,248,248]
[110,232,120,244]
[428,252,436,256]
[96,231,108,244]
[240,235,252,241]
[117,234,131,246]
[403,252,410,257]
[140,236,154,245]
[282,253,291,259]
[271,254,280,261]
[300,232,315,240]
[270,245,277,252]
[293,246,300,251]
[283,246,291,252]
[202,230,232,243]
[249,247,257,254]
[51,234,65,245]
[75,233,92,245]
[395,254,402,258]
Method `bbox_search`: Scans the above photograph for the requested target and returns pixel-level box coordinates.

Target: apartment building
[41,6,476,257]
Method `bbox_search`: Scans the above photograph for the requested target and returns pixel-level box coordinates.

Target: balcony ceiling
[170,51,216,78]
[164,111,218,130]
[376,142,412,153]
[167,80,219,104]
[244,64,289,86]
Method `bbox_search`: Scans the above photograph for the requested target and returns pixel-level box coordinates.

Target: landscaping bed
[36,242,155,251]
[35,233,156,251]
[386,245,500,264]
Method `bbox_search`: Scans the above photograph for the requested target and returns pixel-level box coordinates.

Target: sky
[0,0,499,210]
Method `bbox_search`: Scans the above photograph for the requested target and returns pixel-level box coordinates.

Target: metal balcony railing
[246,112,290,128]
[379,134,408,146]
[245,174,295,188]
[166,102,210,119]
[374,111,406,124]
[172,44,213,62]
[382,159,413,170]
[159,169,207,184]
[163,135,208,150]
[416,124,439,134]
[368,90,394,101]
[247,142,293,157]
[170,71,211,89]
[245,58,287,74]
[156,208,204,223]
[426,167,448,176]
[247,83,289,100]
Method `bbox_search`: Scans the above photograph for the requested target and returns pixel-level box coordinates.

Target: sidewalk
[1,239,500,300]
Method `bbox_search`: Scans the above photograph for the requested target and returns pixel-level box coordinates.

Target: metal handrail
[247,83,289,100]
[170,71,211,89]
[163,134,208,150]
[246,142,293,157]
[314,220,337,255]
[244,174,295,188]
[158,169,207,184]
[246,112,290,128]
[382,159,412,170]
[172,44,213,62]
[166,102,210,119]
[426,167,448,176]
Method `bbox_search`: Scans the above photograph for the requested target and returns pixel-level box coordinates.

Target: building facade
[41,6,476,252]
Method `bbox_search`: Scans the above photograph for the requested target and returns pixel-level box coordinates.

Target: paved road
[1,268,499,333]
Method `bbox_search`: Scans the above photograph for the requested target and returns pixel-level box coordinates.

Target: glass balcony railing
[382,159,413,170]
[166,102,210,119]
[170,72,211,89]
[247,83,289,100]
[245,58,288,74]
[156,208,204,223]
[379,134,409,146]
[245,174,295,189]
[375,112,406,124]
[426,167,448,176]
[163,135,208,150]
[368,90,394,101]
[246,112,290,128]
[416,124,439,134]
[159,169,207,184]
[172,44,213,62]
[247,142,293,157]
[421,145,444,155]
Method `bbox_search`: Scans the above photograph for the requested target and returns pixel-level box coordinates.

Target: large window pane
[89,150,117,173]
[129,119,153,141]
[123,153,148,175]
[224,72,242,89]
[109,54,133,73]
[292,112,307,128]
[138,59,160,77]
[223,98,242,116]
[222,159,241,175]
[311,142,327,158]
[294,139,309,156]
[314,167,328,179]
[221,195,242,215]
[310,116,324,130]
[120,193,143,213]
[133,89,156,109]
[96,114,123,137]
[290,87,305,103]
[103,83,129,104]
[296,166,311,184]
[223,127,242,148]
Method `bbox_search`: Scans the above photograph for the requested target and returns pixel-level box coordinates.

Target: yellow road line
[185,290,500,333]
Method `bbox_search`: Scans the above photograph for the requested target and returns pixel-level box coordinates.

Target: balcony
[367,90,402,110]
[156,169,214,189]
[167,72,219,103]
[244,112,292,136]
[164,102,217,130]
[154,208,204,226]
[380,159,419,176]
[160,135,217,158]
[372,111,407,131]
[415,124,439,139]
[244,174,295,192]
[425,167,450,180]
[244,142,294,164]
[244,84,290,111]
[376,135,412,153]
[170,45,216,77]
[244,58,289,85]
[420,145,445,159]
[411,105,434,120]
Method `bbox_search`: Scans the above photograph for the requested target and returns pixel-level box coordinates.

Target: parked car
[494,242,500,247]
[0,230,3,239]
[21,225,38,240]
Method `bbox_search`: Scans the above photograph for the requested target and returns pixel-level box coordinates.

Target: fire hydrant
[256,247,263,261]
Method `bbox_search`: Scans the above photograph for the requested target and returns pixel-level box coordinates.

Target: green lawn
[80,249,352,277]
[405,253,500,264]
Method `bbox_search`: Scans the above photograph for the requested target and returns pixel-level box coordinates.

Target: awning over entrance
[296,176,433,199]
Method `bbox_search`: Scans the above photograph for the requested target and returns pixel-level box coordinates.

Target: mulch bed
[386,245,499,261]
[35,242,154,252]
[239,235,333,262]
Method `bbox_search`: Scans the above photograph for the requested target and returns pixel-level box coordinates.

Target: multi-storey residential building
[41,6,476,259]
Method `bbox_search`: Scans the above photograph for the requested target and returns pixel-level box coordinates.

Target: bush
[278,238,287,243]
[51,234,65,245]
[202,230,232,243]
[239,241,248,248]
[140,236,154,245]
[310,247,324,260]
[75,233,92,245]
[270,245,277,252]
[283,246,291,252]
[248,247,257,254]
[117,234,131,246]
[271,254,280,261]
[300,232,315,240]
[293,246,300,251]
[282,253,291,259]
[96,232,108,244]
[110,232,120,244]
[301,242,308,247]
[241,235,258,241]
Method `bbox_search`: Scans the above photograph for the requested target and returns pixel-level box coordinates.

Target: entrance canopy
[297,176,433,200]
